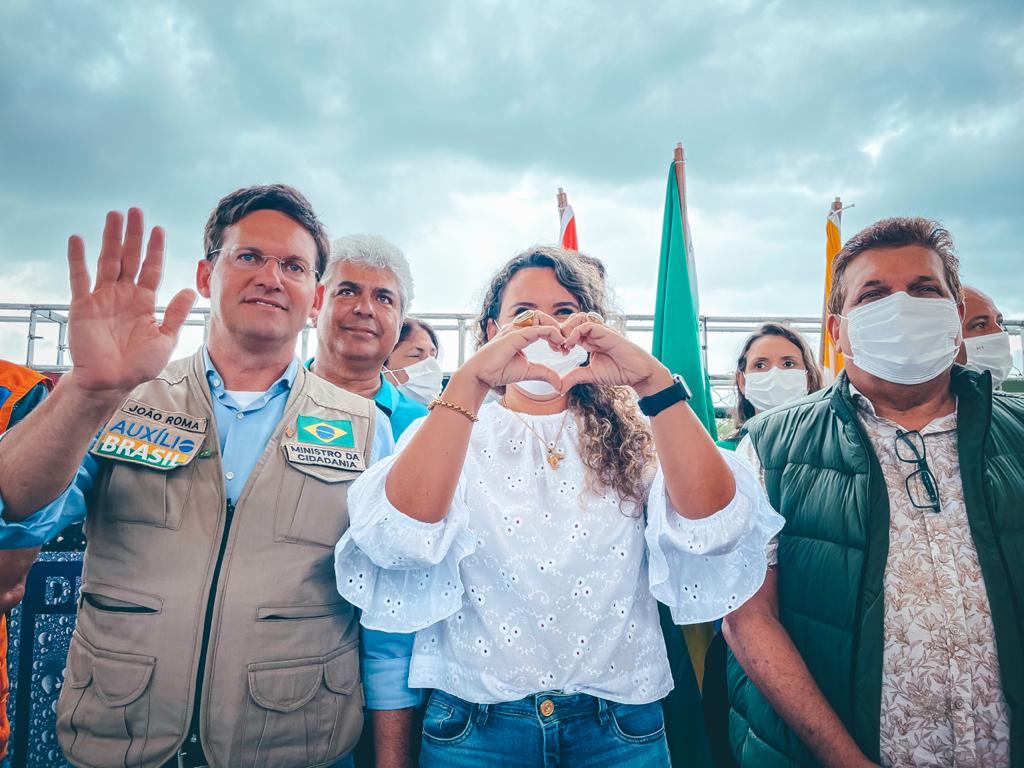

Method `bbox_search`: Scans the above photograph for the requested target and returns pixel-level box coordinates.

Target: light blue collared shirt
[362,374,428,711]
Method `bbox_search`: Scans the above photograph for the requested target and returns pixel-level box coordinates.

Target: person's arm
[360,628,421,768]
[383,323,565,522]
[0,546,39,612]
[0,208,195,521]
[558,314,735,518]
[372,709,415,768]
[722,570,876,768]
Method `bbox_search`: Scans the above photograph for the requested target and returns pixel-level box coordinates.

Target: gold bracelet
[428,397,480,423]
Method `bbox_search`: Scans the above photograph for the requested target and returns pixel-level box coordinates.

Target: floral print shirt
[740,387,1010,767]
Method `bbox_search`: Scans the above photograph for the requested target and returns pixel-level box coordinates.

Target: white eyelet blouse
[335,403,783,705]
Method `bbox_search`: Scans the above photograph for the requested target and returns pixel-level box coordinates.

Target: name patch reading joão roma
[90,400,207,471]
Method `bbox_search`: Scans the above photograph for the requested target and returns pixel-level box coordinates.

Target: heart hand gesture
[557,314,672,396]
[463,312,567,392]
[66,208,197,397]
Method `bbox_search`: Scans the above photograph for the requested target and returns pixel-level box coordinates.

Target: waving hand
[67,208,196,395]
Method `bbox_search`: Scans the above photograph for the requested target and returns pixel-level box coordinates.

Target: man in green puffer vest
[723,217,1023,767]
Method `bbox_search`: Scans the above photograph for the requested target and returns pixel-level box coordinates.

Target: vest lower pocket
[57,633,156,768]
[275,456,360,547]
[241,643,363,767]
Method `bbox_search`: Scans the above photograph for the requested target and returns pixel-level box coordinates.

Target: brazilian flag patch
[296,416,356,448]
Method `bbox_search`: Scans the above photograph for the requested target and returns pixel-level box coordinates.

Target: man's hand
[67,208,196,398]
[0,207,196,523]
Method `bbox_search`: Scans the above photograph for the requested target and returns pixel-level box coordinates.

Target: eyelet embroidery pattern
[336,403,785,704]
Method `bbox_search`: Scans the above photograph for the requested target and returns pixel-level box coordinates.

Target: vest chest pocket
[102,456,198,529]
[242,642,364,766]
[56,633,156,768]
[275,447,361,547]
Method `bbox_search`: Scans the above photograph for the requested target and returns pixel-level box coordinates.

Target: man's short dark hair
[827,216,963,315]
[203,184,330,277]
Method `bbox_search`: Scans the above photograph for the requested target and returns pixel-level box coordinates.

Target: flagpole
[673,143,686,219]
[821,197,847,380]
[672,143,707,375]
[557,187,568,222]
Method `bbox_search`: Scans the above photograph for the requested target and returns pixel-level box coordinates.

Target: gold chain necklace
[501,399,571,470]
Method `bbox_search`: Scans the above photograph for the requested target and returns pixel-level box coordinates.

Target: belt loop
[596,697,610,725]
[476,702,490,726]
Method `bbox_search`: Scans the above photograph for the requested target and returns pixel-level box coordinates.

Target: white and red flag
[557,188,579,250]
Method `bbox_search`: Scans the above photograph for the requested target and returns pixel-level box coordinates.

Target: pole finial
[674,143,684,163]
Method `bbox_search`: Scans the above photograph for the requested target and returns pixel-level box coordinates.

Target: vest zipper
[185,499,236,751]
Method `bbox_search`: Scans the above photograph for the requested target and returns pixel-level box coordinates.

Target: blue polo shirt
[373,376,428,439]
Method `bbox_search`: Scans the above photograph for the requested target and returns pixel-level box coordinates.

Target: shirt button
[539,699,555,717]
[953,698,965,710]
[225,471,235,481]
[236,412,245,420]
[212,378,221,388]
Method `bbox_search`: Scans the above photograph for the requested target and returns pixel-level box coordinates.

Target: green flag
[650,157,716,768]
[652,162,718,439]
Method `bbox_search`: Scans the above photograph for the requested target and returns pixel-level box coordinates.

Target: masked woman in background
[704,320,824,767]
[384,316,444,405]
[716,322,824,451]
[335,247,782,767]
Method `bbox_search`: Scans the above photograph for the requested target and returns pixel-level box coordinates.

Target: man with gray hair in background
[310,234,426,768]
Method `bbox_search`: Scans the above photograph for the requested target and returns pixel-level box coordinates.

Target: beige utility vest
[56,349,375,768]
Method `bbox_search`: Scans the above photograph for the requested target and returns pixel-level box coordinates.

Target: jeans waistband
[432,688,612,723]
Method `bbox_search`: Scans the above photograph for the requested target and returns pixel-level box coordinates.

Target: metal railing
[2,304,1022,405]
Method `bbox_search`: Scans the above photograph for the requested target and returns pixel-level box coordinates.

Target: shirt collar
[848,380,957,435]
[203,346,298,410]
[374,376,400,417]
[304,358,394,416]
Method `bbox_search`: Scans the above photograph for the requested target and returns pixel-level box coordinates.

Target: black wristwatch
[637,374,692,417]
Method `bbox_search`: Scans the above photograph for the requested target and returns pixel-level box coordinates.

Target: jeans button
[539,699,555,717]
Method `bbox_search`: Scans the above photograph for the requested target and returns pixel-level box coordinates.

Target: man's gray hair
[322,234,415,316]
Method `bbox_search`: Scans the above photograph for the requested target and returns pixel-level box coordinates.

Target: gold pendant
[547,449,564,470]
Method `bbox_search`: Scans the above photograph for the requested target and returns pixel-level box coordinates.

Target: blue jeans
[419,689,671,768]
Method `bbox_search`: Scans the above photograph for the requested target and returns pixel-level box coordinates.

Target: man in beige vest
[0,185,375,768]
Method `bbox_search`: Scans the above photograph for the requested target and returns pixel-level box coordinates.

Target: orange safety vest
[0,360,51,759]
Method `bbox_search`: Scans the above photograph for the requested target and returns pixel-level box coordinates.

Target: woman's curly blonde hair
[474,246,656,513]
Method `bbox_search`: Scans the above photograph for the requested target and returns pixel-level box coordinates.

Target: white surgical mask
[387,356,443,405]
[743,367,808,412]
[964,331,1014,388]
[513,339,588,397]
[842,291,961,385]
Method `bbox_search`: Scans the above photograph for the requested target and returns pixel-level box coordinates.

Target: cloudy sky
[1,0,1021,373]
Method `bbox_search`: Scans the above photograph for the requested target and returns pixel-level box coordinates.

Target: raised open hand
[67,208,196,395]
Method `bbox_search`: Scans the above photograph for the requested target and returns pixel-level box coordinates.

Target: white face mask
[387,356,443,405]
[742,367,808,412]
[841,292,962,385]
[964,331,1014,388]
[513,339,588,397]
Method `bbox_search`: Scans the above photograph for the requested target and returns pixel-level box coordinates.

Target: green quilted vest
[727,367,1024,766]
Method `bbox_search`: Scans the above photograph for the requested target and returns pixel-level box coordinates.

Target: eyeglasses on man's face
[894,429,941,513]
[207,247,320,282]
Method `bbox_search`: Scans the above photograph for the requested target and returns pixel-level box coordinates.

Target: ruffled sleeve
[335,417,478,633]
[645,448,784,624]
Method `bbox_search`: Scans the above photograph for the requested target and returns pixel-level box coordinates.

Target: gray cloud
[1,0,1021,363]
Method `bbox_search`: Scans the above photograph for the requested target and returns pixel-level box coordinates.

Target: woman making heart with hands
[335,247,783,768]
